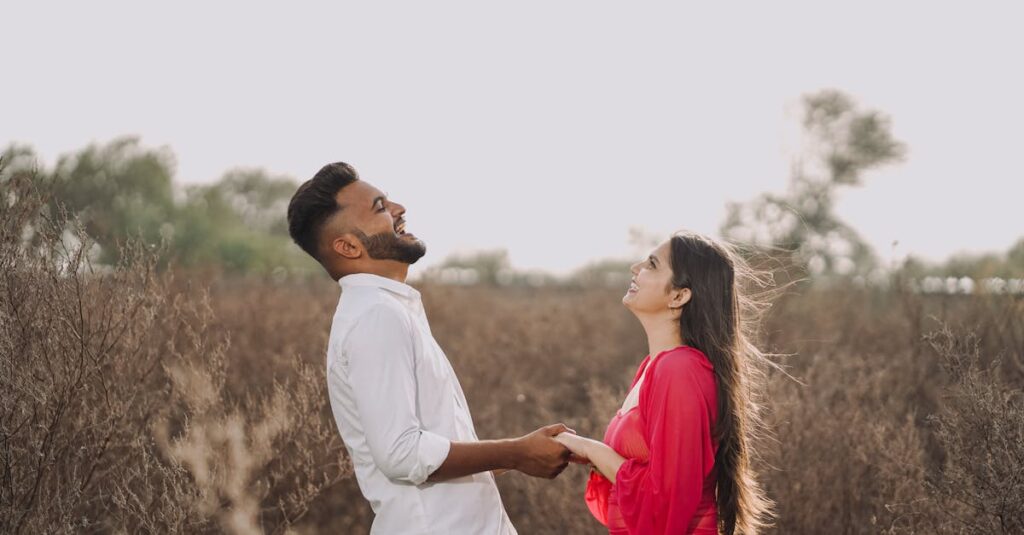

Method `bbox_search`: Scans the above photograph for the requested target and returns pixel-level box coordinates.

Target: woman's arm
[554,433,626,483]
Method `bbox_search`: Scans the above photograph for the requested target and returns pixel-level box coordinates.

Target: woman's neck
[639,314,684,360]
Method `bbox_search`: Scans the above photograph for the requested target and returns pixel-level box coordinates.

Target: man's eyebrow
[371,195,386,209]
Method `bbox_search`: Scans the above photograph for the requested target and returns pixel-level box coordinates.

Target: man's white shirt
[326,273,517,534]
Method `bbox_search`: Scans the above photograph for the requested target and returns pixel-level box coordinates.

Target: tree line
[3,89,1021,281]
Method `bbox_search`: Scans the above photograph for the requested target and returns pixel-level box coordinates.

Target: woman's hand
[554,432,626,483]
[553,432,597,465]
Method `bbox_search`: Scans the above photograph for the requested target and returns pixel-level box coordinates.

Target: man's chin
[408,245,426,265]
[401,239,427,265]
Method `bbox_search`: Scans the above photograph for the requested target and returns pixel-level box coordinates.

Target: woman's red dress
[585,346,719,534]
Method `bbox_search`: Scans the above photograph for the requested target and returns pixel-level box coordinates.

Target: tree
[3,138,317,275]
[721,90,906,277]
[46,137,177,264]
[172,168,306,273]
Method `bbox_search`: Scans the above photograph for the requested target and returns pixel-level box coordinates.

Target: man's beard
[354,229,427,264]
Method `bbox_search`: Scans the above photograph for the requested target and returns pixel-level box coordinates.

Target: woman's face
[623,240,678,315]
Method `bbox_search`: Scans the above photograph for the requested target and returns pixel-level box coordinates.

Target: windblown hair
[668,231,776,535]
[286,162,359,261]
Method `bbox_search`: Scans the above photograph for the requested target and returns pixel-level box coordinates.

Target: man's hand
[511,423,574,479]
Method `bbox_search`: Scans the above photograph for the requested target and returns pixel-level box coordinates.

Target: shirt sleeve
[612,352,717,534]
[342,302,451,485]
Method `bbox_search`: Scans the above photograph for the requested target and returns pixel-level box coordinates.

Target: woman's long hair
[668,231,776,535]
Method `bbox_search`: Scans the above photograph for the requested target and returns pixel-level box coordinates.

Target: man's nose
[389,200,406,217]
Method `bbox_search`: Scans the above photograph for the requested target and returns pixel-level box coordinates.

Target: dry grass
[3,178,1022,534]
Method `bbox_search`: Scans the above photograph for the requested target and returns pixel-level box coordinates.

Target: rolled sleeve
[344,303,451,485]
[410,429,451,485]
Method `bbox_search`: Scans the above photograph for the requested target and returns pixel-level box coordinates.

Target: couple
[286,163,773,535]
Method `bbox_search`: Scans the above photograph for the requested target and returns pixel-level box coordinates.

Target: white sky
[3,1,1022,274]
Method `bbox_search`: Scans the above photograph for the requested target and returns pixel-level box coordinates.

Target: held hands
[512,423,575,479]
[509,424,601,480]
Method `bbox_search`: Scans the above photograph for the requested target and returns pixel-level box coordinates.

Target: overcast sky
[3,1,1022,274]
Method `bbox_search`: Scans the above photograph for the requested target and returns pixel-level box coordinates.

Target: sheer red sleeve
[611,350,718,534]
[585,357,651,527]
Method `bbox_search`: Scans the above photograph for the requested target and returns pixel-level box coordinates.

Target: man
[286,162,572,534]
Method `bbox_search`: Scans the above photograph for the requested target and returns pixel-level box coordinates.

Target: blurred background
[2,2,1022,534]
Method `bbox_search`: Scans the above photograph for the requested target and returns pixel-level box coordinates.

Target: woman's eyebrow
[648,255,658,267]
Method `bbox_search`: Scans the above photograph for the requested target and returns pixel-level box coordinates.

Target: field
[3,213,1023,534]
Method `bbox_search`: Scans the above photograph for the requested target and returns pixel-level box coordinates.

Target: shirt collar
[338,272,421,301]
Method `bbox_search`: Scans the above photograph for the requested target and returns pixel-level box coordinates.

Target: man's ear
[669,287,692,310]
[331,233,362,260]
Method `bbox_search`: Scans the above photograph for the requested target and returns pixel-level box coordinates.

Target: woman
[556,232,775,534]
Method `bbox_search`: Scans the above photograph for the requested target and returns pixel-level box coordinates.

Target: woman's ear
[669,287,692,310]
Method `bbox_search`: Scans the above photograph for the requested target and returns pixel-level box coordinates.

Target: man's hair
[287,162,359,261]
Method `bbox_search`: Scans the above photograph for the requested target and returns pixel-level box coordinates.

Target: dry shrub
[0,173,348,534]
[1,175,170,533]
[759,283,1023,535]
[916,326,1024,534]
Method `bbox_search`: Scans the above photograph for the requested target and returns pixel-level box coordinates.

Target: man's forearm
[427,439,520,482]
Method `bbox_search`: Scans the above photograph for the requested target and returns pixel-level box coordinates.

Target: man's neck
[342,261,409,284]
[376,264,409,284]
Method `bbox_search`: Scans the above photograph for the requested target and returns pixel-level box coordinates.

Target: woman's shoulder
[648,346,715,382]
[647,344,720,405]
